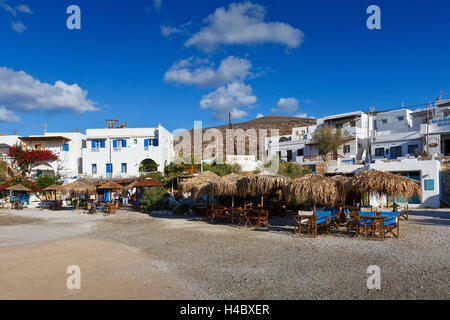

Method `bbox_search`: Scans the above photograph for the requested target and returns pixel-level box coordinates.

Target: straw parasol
[43,184,63,202]
[237,173,291,208]
[180,171,220,195]
[7,184,32,192]
[211,173,244,222]
[332,175,352,206]
[350,170,422,206]
[97,181,124,190]
[284,174,339,208]
[237,174,290,198]
[62,181,96,210]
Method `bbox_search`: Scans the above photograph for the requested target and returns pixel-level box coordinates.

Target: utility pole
[426,103,430,158]
[42,123,47,134]
[105,119,119,129]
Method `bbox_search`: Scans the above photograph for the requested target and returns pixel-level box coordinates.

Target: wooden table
[359,216,388,240]
[104,203,117,215]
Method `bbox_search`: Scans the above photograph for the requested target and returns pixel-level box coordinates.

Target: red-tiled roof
[135,179,164,188]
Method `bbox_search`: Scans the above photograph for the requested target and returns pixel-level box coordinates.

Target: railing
[106,173,113,179]
[91,148,100,153]
[303,154,339,162]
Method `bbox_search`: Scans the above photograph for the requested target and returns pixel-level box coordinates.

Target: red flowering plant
[7,145,58,178]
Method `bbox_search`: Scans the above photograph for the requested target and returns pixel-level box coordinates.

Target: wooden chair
[344,209,360,235]
[294,212,313,235]
[399,204,409,221]
[379,212,401,239]
[358,214,385,240]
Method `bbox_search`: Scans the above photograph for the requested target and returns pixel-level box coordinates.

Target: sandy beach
[0,207,448,300]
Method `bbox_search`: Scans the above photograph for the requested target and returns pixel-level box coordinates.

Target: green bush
[278,162,312,179]
[203,163,241,177]
[141,187,170,212]
[173,203,189,216]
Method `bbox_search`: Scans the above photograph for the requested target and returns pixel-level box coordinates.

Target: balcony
[91,148,100,153]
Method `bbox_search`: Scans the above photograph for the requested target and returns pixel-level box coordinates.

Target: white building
[18,132,85,182]
[266,111,374,165]
[327,159,441,208]
[82,125,174,179]
[0,135,21,157]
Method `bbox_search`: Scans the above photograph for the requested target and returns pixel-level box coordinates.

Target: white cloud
[0,67,98,114]
[271,97,299,113]
[161,25,183,37]
[0,107,20,123]
[256,113,264,118]
[295,113,308,118]
[185,2,304,52]
[15,4,32,14]
[0,2,33,16]
[164,56,252,88]
[200,82,256,120]
[11,21,26,33]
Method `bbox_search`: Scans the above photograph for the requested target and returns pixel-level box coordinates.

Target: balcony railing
[91,148,100,153]
[303,154,339,162]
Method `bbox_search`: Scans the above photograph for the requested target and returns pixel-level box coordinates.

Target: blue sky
[0,0,449,136]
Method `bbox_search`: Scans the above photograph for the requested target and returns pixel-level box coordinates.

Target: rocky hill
[174,116,317,158]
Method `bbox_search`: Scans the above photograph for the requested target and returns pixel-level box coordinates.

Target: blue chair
[379,212,400,238]
[311,211,332,237]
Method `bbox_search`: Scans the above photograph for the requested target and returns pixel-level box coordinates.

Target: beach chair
[379,212,401,239]
[294,211,313,235]
[344,209,360,235]
[310,211,331,237]
[399,204,409,221]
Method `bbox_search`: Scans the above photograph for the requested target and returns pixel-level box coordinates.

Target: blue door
[106,163,113,179]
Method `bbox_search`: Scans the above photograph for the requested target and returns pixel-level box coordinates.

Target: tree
[312,127,342,161]
[139,159,158,173]
[7,145,58,177]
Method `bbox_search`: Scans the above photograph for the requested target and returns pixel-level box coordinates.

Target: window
[343,145,351,154]
[121,163,127,174]
[35,144,41,150]
[407,144,419,156]
[350,120,356,127]
[336,123,343,129]
[424,179,434,191]
[298,148,304,157]
[144,139,159,150]
[92,164,97,175]
[390,146,402,159]
[113,139,127,150]
[287,150,293,162]
[375,148,385,157]
[381,119,387,124]
[398,116,405,121]
[91,140,105,150]
[63,143,69,152]
[134,139,138,144]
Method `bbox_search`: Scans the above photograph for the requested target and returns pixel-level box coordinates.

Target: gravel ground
[0,207,448,299]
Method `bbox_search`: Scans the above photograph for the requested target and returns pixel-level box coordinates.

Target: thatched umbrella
[180,171,221,208]
[284,174,339,209]
[126,181,139,189]
[350,170,422,207]
[211,173,243,222]
[43,184,63,202]
[62,181,96,210]
[7,184,32,192]
[97,181,124,191]
[331,175,352,206]
[7,184,32,205]
[237,174,290,208]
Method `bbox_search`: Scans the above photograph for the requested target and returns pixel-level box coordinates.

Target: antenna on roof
[42,123,47,134]
[105,119,119,129]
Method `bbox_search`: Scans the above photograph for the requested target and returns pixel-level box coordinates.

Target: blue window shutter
[144,139,149,148]
[64,143,69,152]
[91,140,96,149]
[122,139,127,147]
[113,140,118,148]
[424,179,434,191]
[154,139,159,147]
[101,140,106,148]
